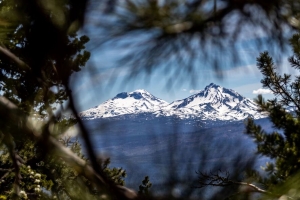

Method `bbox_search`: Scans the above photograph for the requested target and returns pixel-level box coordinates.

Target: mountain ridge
[79,89,169,119]
[79,83,267,120]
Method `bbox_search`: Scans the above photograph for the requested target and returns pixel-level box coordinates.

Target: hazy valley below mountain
[83,116,273,191]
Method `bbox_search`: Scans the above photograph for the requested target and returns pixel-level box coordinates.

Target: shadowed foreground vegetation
[1,0,300,199]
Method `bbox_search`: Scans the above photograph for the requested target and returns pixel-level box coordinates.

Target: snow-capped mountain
[155,83,265,120]
[79,89,169,119]
[79,84,267,120]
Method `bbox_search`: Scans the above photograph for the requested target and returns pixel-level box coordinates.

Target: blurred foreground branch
[0,96,137,199]
[0,46,30,71]
[86,0,300,83]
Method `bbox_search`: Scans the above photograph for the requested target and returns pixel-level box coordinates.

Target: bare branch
[196,170,268,194]
[0,168,12,172]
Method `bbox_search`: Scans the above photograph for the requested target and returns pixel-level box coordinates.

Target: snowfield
[79,83,267,121]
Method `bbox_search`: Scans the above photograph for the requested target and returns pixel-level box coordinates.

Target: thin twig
[0,46,30,71]
[196,170,268,194]
[0,169,13,182]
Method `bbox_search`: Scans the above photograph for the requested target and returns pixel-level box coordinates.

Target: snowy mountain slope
[155,83,265,120]
[79,89,169,119]
[79,84,267,120]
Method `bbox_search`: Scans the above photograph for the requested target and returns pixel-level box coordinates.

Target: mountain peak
[113,89,153,100]
[163,84,264,120]
[204,83,221,90]
[80,85,267,120]
[130,89,149,94]
[129,89,151,98]
[80,89,168,119]
[208,83,220,87]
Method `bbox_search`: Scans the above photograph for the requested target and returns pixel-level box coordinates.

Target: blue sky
[70,24,296,111]
[72,45,293,112]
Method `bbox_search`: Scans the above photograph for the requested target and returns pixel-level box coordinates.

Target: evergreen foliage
[0,131,127,199]
[102,158,126,186]
[138,176,152,195]
[245,33,300,187]
[1,0,300,199]
[0,0,127,199]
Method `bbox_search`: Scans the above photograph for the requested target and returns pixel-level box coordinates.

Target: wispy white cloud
[182,89,187,92]
[190,89,201,94]
[253,88,273,94]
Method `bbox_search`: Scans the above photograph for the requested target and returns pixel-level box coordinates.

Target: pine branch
[257,52,300,111]
[288,56,300,70]
[64,85,137,199]
[0,96,138,200]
